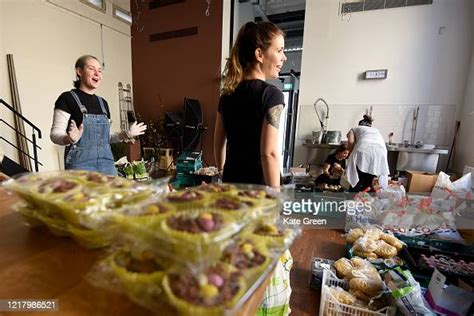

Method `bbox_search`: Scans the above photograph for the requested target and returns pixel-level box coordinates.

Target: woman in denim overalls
[50,55,146,176]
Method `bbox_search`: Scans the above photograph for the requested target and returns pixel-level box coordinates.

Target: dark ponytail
[221,22,284,95]
[73,55,99,89]
[359,114,374,127]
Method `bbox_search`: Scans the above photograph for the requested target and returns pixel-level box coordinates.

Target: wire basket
[319,269,396,316]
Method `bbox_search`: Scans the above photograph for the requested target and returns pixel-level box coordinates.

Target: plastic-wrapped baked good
[345,228,365,244]
[349,278,384,297]
[221,239,270,283]
[352,236,378,253]
[364,228,383,240]
[379,233,404,251]
[99,178,155,209]
[195,183,237,195]
[108,250,171,298]
[5,171,156,225]
[235,189,278,209]
[353,249,378,259]
[87,249,173,310]
[327,286,357,305]
[112,199,176,228]
[206,196,258,221]
[164,190,210,210]
[14,176,84,219]
[162,264,245,316]
[350,257,366,268]
[348,288,372,303]
[155,210,238,263]
[249,222,295,251]
[333,258,353,278]
[374,240,397,259]
[16,204,110,248]
[67,170,110,186]
[345,258,381,281]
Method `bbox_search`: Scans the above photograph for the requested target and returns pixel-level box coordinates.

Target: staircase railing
[0,98,42,172]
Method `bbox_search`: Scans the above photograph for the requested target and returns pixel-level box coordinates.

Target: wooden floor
[0,189,346,315]
[289,229,345,316]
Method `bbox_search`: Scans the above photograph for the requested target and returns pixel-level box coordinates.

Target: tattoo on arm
[265,104,284,129]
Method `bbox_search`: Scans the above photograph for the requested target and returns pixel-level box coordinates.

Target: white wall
[221,0,231,74]
[454,28,474,173]
[0,0,132,172]
[294,0,474,167]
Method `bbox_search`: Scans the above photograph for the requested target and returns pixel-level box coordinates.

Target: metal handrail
[0,99,42,138]
[0,119,42,149]
[0,98,43,171]
[0,137,43,166]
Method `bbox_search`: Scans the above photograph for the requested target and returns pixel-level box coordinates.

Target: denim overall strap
[70,90,87,114]
[64,90,116,176]
[97,96,108,116]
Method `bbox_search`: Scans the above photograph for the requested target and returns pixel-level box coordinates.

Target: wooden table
[0,188,345,315]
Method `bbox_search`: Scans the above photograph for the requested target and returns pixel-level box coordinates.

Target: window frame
[79,0,106,13]
[112,4,132,25]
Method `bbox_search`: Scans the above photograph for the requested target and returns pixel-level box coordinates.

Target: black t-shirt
[324,153,346,175]
[54,89,110,127]
[218,79,285,185]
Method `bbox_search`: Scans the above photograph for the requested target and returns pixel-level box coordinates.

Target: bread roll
[334,258,353,278]
[364,228,382,240]
[346,228,365,244]
[349,288,372,303]
[349,278,384,297]
[374,240,397,258]
[328,286,357,305]
[353,238,378,252]
[353,249,378,259]
[380,233,404,251]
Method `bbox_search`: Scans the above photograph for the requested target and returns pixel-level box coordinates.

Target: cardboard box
[406,170,438,193]
[425,269,474,316]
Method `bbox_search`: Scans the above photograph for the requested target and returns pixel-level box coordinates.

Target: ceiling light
[284,47,303,52]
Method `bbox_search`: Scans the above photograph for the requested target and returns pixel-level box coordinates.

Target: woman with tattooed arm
[214,21,287,188]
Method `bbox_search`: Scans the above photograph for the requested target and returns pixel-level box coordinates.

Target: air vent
[385,0,407,8]
[364,0,385,11]
[342,2,363,14]
[149,27,198,42]
[149,0,185,10]
[341,0,432,14]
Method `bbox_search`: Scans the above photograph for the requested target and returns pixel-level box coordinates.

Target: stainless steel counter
[302,143,341,149]
[386,145,448,155]
[303,141,448,154]
[302,141,449,173]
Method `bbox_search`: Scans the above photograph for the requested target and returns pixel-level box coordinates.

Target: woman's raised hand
[68,120,83,143]
[126,122,147,138]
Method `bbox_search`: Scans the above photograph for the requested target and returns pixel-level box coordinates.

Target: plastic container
[320,269,396,316]
[3,171,170,248]
[88,183,299,314]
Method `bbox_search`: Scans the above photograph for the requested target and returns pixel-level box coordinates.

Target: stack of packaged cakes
[89,182,298,315]
[4,170,168,248]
